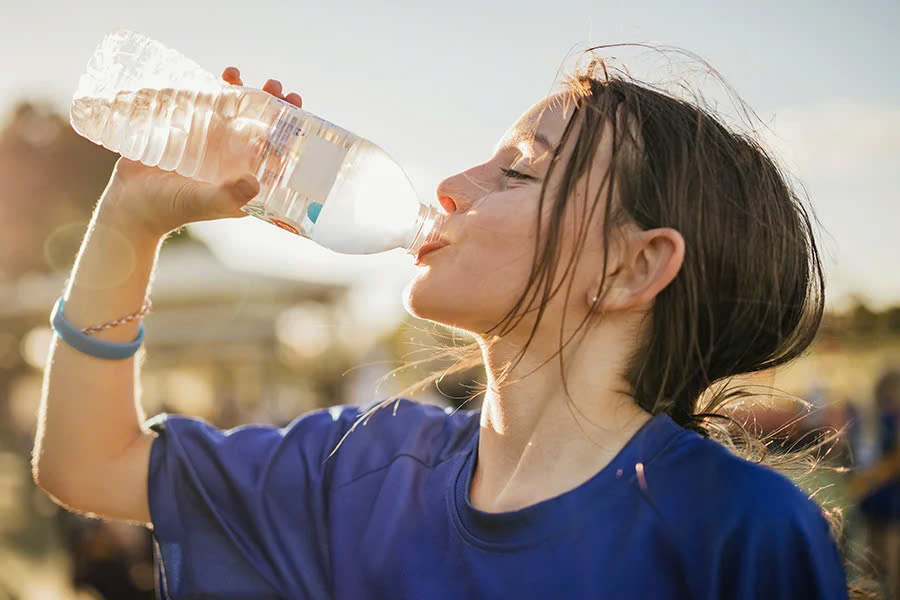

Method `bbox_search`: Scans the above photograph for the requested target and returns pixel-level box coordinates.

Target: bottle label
[259,108,356,201]
[286,132,351,202]
[257,111,304,186]
[267,112,303,157]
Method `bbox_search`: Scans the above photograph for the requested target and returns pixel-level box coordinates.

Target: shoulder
[639,431,848,597]
[672,436,848,597]
[149,398,479,485]
[318,398,480,485]
[645,431,834,543]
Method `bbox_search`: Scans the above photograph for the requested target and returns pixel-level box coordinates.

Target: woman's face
[403,93,613,336]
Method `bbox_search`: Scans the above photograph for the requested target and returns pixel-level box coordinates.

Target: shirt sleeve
[713,491,849,600]
[145,406,356,600]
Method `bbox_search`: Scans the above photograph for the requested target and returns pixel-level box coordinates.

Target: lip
[415,240,450,265]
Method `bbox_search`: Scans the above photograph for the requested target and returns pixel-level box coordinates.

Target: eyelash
[499,167,535,181]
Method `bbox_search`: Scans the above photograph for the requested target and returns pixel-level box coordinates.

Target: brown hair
[335,46,879,598]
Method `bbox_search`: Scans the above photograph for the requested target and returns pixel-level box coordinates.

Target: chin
[402,275,438,320]
[401,274,456,324]
[402,277,492,335]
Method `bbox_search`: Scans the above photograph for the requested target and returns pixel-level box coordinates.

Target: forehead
[494,93,575,155]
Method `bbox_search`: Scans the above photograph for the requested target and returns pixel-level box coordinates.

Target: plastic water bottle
[69,29,445,256]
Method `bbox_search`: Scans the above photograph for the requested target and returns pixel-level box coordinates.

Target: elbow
[31,446,78,505]
[32,453,65,501]
[32,458,94,515]
[31,443,51,492]
[32,461,70,510]
[31,426,65,497]
[32,478,70,512]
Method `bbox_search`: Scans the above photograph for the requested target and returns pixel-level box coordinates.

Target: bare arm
[32,68,302,527]
[32,176,163,525]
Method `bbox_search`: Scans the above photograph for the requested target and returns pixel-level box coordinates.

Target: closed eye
[499,167,537,181]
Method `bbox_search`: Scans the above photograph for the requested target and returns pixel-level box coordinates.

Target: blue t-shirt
[145,399,849,599]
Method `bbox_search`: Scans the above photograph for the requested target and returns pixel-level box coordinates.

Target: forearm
[33,179,166,490]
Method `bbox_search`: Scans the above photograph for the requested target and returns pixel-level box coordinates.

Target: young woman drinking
[34,54,864,598]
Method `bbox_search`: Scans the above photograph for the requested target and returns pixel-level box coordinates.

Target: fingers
[284,92,303,108]
[263,79,283,97]
[260,79,303,107]
[222,66,242,85]
[221,68,303,108]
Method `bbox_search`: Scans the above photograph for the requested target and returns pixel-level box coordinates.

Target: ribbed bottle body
[69,29,443,255]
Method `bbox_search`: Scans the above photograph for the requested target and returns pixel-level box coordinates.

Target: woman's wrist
[62,186,164,342]
[96,179,169,244]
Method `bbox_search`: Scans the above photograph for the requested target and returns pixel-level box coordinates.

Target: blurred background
[0,0,898,597]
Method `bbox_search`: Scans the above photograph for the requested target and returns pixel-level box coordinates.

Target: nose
[438,195,457,213]
[435,165,489,214]
[435,176,459,214]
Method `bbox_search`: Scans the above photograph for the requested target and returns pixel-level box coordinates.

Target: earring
[589,291,600,304]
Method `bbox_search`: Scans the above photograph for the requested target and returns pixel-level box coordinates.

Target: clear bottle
[69,29,445,256]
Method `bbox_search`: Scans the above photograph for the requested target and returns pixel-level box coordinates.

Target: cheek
[465,196,537,274]
[402,247,534,330]
[402,198,539,325]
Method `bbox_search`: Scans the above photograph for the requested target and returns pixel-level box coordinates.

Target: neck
[469,315,651,513]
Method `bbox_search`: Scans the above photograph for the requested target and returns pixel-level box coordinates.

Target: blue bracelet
[50,296,145,360]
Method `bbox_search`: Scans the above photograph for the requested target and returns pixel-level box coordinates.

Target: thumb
[182,174,261,221]
[219,173,260,217]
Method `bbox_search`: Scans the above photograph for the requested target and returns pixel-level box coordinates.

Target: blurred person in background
[839,398,864,468]
[31,49,875,599]
[850,369,900,598]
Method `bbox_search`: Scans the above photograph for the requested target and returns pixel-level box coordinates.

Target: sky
[1,0,898,312]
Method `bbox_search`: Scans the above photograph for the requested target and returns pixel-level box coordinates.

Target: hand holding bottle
[72,29,444,254]
[102,68,303,238]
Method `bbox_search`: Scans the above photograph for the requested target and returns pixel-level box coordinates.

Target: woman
[34,53,858,598]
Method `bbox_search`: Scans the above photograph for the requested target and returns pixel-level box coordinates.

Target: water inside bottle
[305,139,422,254]
[240,106,428,255]
[71,88,435,255]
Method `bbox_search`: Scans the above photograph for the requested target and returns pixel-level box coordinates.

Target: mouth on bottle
[415,240,450,264]
[406,205,447,258]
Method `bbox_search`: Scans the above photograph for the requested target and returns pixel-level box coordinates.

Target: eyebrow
[498,131,555,156]
[532,132,554,151]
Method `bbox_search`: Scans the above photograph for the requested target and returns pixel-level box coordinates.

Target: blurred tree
[887,306,900,335]
[820,298,900,342]
[851,299,880,337]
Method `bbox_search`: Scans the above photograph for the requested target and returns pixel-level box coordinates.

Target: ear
[595,227,684,311]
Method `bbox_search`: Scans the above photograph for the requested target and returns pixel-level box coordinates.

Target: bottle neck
[405,204,447,257]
